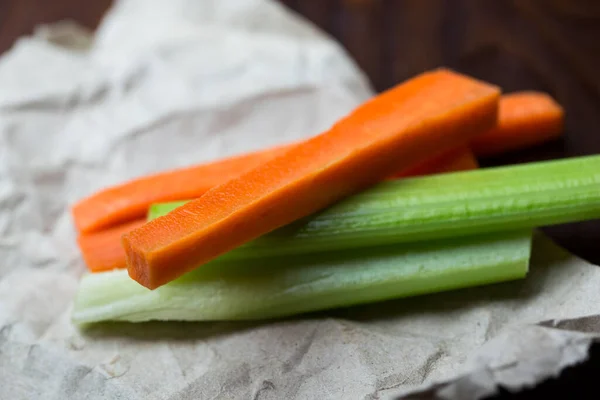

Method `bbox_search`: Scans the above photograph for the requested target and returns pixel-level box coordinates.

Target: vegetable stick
[123,69,500,289]
[71,91,558,235]
[150,154,600,262]
[77,148,479,273]
[72,142,474,237]
[471,92,564,157]
[72,230,531,324]
[77,219,146,272]
[71,142,295,234]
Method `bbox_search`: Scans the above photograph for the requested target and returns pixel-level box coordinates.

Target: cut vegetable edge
[77,219,147,272]
[72,230,531,324]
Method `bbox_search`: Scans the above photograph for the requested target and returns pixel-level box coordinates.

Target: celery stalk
[72,230,531,324]
[149,200,187,220]
[149,155,600,260]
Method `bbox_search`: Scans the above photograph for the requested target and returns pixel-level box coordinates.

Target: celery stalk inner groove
[72,230,531,324]
[149,155,600,261]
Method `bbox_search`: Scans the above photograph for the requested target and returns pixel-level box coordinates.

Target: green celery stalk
[72,230,531,324]
[149,200,188,219]
[149,155,600,260]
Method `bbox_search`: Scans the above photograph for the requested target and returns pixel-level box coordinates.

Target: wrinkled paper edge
[390,324,598,400]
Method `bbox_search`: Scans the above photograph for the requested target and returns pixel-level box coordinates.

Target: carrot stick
[71,143,295,234]
[77,219,147,273]
[78,148,479,273]
[71,141,472,236]
[72,92,555,235]
[123,68,500,289]
[471,92,564,157]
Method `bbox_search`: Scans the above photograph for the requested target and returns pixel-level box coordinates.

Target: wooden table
[2,0,600,264]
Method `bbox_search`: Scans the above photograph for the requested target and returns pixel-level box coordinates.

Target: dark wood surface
[0,0,111,52]
[1,0,600,265]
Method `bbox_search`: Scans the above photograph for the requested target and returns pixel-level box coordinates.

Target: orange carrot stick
[123,69,500,289]
[471,92,564,157]
[72,92,556,236]
[77,219,146,273]
[71,143,294,234]
[78,148,479,273]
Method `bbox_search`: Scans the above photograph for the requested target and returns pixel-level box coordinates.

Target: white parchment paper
[1,1,600,399]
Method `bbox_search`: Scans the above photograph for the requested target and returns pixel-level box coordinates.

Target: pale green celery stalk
[149,155,600,260]
[72,230,531,324]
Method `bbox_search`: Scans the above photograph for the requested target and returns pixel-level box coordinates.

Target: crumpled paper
[1,1,600,399]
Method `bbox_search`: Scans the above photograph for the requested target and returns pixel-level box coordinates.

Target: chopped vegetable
[72,230,531,324]
[71,142,295,234]
[471,92,564,157]
[151,154,600,261]
[77,219,147,272]
[71,91,561,236]
[146,148,478,223]
[123,69,500,289]
[71,143,474,237]
[77,148,479,273]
